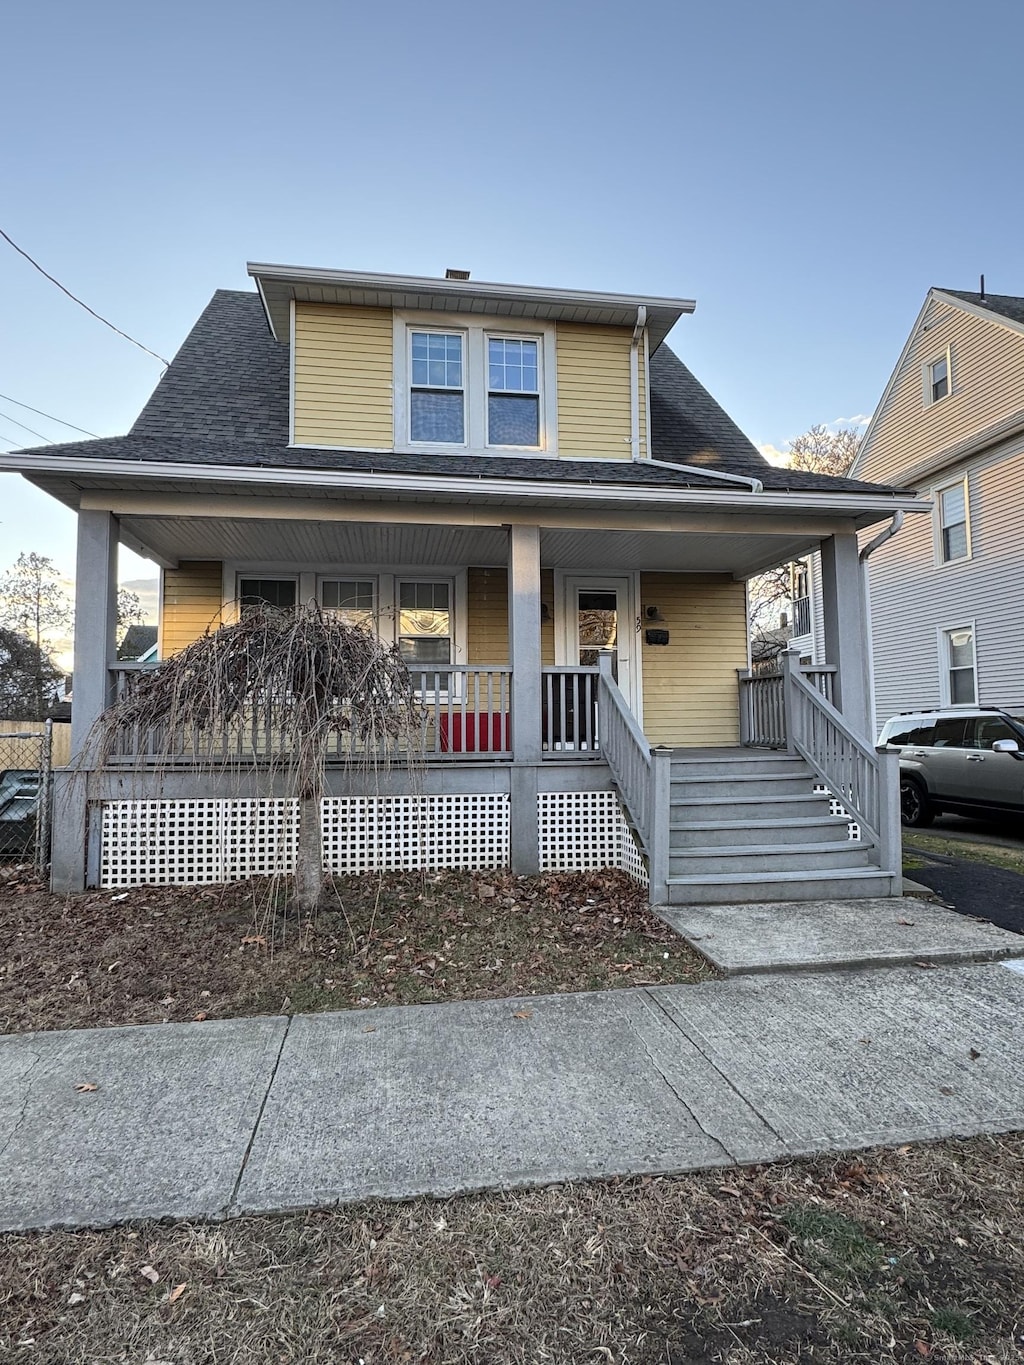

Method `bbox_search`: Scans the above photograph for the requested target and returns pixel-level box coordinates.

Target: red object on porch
[438,712,511,753]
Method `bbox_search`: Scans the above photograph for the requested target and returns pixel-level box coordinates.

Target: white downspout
[858,510,904,735]
[630,305,647,461]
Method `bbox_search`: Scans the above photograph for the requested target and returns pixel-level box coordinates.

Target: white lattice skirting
[98,792,648,889]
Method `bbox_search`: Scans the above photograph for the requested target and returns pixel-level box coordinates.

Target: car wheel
[900,777,934,827]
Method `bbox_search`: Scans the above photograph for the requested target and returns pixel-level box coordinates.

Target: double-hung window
[398,315,552,452]
[321,579,375,629]
[398,580,452,691]
[238,577,298,614]
[924,348,951,405]
[937,477,970,563]
[942,625,977,706]
[410,332,464,443]
[488,337,539,446]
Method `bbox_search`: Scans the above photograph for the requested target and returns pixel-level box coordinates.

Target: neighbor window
[925,350,951,405]
[398,580,452,687]
[487,336,540,446]
[937,478,970,562]
[321,579,375,629]
[410,332,464,443]
[942,626,977,706]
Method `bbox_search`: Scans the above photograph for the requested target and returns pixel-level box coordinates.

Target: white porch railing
[595,655,671,901]
[781,652,901,877]
[738,664,835,748]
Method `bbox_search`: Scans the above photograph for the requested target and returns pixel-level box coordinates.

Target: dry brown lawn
[0,864,713,1033]
[2,1135,1022,1364]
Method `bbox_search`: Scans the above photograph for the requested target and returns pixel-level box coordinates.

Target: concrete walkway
[3,959,1024,1233]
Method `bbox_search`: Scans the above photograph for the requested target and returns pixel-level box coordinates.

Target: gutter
[0,451,926,516]
[630,306,647,461]
[858,511,905,735]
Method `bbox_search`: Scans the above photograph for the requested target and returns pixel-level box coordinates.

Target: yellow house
[3,264,923,900]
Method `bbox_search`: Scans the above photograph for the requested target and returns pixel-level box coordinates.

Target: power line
[0,408,53,444]
[0,392,97,438]
[0,427,29,449]
[0,226,170,366]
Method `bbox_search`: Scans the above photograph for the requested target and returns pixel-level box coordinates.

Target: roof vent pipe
[979,273,986,299]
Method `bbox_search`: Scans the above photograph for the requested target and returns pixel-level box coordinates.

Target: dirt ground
[2,1134,1022,1364]
[0,863,713,1033]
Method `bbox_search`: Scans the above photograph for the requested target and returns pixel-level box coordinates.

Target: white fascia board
[0,451,927,520]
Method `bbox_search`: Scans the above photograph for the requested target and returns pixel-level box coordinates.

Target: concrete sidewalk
[3,961,1024,1234]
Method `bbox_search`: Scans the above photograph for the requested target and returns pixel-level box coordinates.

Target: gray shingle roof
[942,289,1024,327]
[17,289,907,497]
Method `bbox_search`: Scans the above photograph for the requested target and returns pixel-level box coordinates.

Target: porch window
[238,577,297,613]
[410,332,464,443]
[398,580,452,689]
[321,579,375,629]
[942,625,977,705]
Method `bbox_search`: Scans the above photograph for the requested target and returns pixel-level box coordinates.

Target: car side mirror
[991,739,1020,753]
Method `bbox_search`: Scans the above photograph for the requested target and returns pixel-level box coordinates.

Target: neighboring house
[116,624,158,661]
[1,263,924,902]
[849,288,1024,733]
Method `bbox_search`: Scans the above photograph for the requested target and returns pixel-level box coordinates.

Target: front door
[561,575,640,715]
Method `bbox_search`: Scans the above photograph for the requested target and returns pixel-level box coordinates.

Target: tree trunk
[294,795,324,912]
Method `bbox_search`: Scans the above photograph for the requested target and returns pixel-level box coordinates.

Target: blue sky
[2,0,1023,593]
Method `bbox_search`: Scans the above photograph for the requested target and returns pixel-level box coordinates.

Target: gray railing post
[781,649,802,754]
[647,745,673,906]
[737,668,752,746]
[875,747,903,893]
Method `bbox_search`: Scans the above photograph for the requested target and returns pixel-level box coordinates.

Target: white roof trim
[2,451,925,517]
[247,262,695,351]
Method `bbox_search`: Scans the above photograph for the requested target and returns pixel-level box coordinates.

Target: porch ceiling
[117,515,821,576]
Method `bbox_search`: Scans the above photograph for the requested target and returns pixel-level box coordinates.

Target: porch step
[670,793,836,821]
[670,754,806,778]
[671,771,819,800]
[665,867,899,905]
[669,841,872,876]
[670,815,853,848]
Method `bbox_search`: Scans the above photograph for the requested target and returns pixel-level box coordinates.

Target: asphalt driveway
[906,847,1024,936]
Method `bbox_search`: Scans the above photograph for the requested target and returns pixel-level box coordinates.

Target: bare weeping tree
[87,604,425,911]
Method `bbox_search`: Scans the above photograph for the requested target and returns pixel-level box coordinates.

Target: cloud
[758,443,790,467]
[830,415,871,430]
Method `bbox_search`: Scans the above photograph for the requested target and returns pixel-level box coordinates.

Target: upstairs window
[410,332,464,443]
[937,477,970,562]
[924,348,951,405]
[488,337,540,446]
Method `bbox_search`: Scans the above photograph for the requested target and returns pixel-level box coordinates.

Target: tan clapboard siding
[868,434,1024,731]
[639,573,747,747]
[161,562,223,656]
[465,568,555,665]
[556,324,633,458]
[293,303,393,448]
[858,296,1024,485]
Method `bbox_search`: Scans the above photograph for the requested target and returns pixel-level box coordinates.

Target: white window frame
[938,621,978,707]
[393,310,558,456]
[319,576,378,629]
[235,573,300,613]
[922,346,952,406]
[933,473,972,565]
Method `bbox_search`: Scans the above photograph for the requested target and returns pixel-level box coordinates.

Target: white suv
[878,708,1024,827]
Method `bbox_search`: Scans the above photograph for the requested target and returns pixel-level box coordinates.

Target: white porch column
[52,510,119,892]
[508,524,542,874]
[820,532,872,740]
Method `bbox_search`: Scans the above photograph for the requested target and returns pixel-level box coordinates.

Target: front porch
[55,504,900,901]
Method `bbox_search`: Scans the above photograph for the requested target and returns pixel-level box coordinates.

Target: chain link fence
[0,720,53,872]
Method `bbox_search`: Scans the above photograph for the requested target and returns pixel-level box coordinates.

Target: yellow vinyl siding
[465,567,555,665]
[639,573,747,746]
[556,324,635,458]
[161,561,223,656]
[292,303,393,448]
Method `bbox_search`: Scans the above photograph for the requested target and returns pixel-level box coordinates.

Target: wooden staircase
[664,749,899,904]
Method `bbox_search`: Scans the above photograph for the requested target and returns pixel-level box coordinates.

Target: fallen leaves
[139,1264,160,1285]
[73,1082,98,1093]
[512,1009,533,1020]
[165,1281,187,1304]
